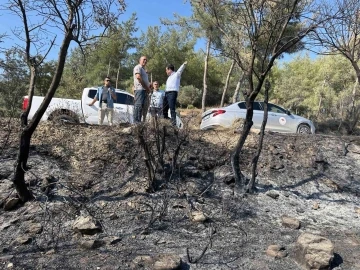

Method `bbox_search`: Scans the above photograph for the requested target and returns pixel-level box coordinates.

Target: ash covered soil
[0,116,360,270]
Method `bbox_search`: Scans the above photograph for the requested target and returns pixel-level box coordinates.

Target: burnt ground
[0,116,360,270]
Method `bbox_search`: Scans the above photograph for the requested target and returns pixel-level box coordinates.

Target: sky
[0,0,308,63]
[0,0,196,60]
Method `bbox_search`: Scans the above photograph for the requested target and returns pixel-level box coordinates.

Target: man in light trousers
[88,77,117,125]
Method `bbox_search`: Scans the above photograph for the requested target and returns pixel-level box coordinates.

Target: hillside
[0,118,360,270]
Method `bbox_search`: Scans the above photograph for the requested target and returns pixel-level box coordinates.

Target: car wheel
[52,114,77,124]
[297,124,311,134]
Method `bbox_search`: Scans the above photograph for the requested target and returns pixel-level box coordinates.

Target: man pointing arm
[163,61,187,126]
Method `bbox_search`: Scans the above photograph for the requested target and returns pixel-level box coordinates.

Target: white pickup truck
[23,87,183,127]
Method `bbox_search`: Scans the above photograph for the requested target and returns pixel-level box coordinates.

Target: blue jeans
[163,91,178,126]
[134,90,146,123]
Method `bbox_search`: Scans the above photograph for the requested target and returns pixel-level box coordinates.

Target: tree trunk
[12,65,37,202]
[107,59,111,77]
[116,62,120,89]
[231,68,268,192]
[231,99,254,189]
[349,62,360,132]
[349,78,359,133]
[232,73,244,103]
[246,80,270,193]
[316,79,326,118]
[13,128,33,201]
[201,38,211,112]
[316,95,323,118]
[220,60,235,107]
[13,26,73,202]
[137,125,155,192]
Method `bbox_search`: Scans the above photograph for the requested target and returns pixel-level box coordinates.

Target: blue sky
[124,0,192,28]
[0,0,195,60]
[0,0,307,63]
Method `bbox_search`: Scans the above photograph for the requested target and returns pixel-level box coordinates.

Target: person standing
[133,56,151,123]
[149,81,164,128]
[88,76,117,126]
[163,61,187,126]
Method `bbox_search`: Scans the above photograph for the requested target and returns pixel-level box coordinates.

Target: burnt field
[0,118,360,270]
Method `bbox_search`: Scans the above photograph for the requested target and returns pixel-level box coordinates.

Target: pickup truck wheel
[297,124,311,134]
[52,114,77,124]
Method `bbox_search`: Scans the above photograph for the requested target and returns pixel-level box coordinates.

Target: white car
[200,101,315,134]
[23,87,183,128]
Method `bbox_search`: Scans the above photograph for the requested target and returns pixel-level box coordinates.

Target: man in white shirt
[133,56,151,123]
[163,61,187,126]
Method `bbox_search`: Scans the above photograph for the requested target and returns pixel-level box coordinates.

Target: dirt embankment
[0,118,359,270]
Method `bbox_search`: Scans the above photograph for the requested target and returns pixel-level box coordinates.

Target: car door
[252,102,264,129]
[113,92,134,124]
[83,88,101,124]
[263,103,292,132]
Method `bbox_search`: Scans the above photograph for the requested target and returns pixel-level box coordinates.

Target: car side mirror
[286,110,291,115]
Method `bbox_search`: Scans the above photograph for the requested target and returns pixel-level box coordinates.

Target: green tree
[178,85,202,108]
[0,48,28,116]
[163,2,223,112]
[59,14,137,97]
[37,60,57,96]
[272,54,355,120]
[136,26,197,86]
[311,0,360,132]
[272,55,319,116]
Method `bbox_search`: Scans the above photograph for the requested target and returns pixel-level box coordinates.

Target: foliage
[310,0,360,132]
[136,26,197,85]
[37,60,57,96]
[178,85,202,108]
[0,48,28,116]
[272,55,356,119]
[58,14,138,98]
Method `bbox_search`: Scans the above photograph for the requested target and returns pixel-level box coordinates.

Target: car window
[253,102,262,111]
[237,102,262,110]
[88,89,97,99]
[267,104,287,114]
[87,89,134,105]
[115,93,134,105]
[237,102,246,109]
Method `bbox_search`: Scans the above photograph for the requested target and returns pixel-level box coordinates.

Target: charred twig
[186,245,208,264]
[139,195,170,231]
[197,170,216,198]
[170,128,188,181]
[153,119,166,170]
[186,226,216,264]
[136,124,155,192]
